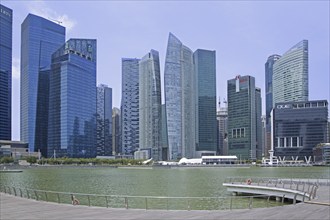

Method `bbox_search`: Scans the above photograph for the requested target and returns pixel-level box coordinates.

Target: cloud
[27,0,76,31]
[12,58,20,80]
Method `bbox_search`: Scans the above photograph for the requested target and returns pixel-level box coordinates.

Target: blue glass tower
[265,54,281,125]
[121,58,140,155]
[194,49,217,156]
[20,14,65,154]
[48,39,97,158]
[97,84,112,156]
[0,5,12,140]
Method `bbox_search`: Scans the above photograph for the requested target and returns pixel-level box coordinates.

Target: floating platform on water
[0,170,23,173]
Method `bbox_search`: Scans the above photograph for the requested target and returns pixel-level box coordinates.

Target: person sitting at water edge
[71,195,80,205]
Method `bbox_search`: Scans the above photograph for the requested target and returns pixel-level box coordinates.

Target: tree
[26,156,37,165]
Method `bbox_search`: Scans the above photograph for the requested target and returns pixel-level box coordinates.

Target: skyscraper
[227,75,260,160]
[97,84,112,156]
[48,39,97,158]
[164,32,196,160]
[273,40,308,106]
[194,49,217,156]
[21,14,65,154]
[161,104,168,160]
[121,58,140,155]
[265,54,281,125]
[112,107,121,155]
[139,50,162,160]
[0,4,12,140]
[255,88,262,159]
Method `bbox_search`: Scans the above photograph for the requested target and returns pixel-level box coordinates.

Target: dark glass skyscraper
[0,4,12,140]
[255,88,262,159]
[273,100,328,161]
[265,54,281,125]
[21,14,65,154]
[48,39,97,158]
[227,75,260,160]
[97,84,112,156]
[121,58,140,155]
[194,49,217,156]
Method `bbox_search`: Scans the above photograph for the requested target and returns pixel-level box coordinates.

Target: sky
[2,0,330,141]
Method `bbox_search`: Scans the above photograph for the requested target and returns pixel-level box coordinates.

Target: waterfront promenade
[1,183,329,220]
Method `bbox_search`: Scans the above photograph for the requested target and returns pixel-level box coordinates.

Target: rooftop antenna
[48,17,62,25]
[218,96,221,110]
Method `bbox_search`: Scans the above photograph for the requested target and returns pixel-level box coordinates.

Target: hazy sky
[2,0,329,141]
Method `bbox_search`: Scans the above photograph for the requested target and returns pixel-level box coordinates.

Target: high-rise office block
[264,54,281,158]
[0,4,12,140]
[48,39,97,158]
[21,14,65,155]
[121,58,140,155]
[255,88,262,159]
[161,104,168,160]
[97,84,112,156]
[265,54,281,125]
[273,40,308,106]
[273,100,328,161]
[139,50,162,160]
[227,75,259,160]
[112,107,121,155]
[194,49,217,156]
[164,32,196,160]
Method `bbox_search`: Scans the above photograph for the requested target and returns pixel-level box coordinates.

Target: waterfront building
[255,88,262,159]
[265,54,281,125]
[112,107,121,155]
[20,14,65,156]
[161,104,168,160]
[121,58,140,155]
[48,39,97,158]
[227,75,260,160]
[0,4,12,140]
[194,49,217,157]
[273,100,328,162]
[261,115,267,157]
[164,32,196,160]
[96,84,112,156]
[273,40,308,106]
[139,50,162,160]
[217,100,228,155]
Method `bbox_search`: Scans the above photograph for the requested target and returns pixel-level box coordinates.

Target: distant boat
[0,167,23,173]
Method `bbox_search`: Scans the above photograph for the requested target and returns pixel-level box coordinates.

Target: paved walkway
[1,189,329,220]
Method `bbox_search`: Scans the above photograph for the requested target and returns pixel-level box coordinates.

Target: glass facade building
[21,14,65,154]
[255,88,262,159]
[121,58,140,155]
[273,100,328,161]
[227,75,259,160]
[48,39,97,158]
[97,84,112,156]
[0,4,12,140]
[164,33,196,160]
[265,54,281,125]
[273,40,308,106]
[139,50,162,160]
[194,49,217,155]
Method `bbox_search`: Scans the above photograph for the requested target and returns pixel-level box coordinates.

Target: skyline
[2,0,329,141]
